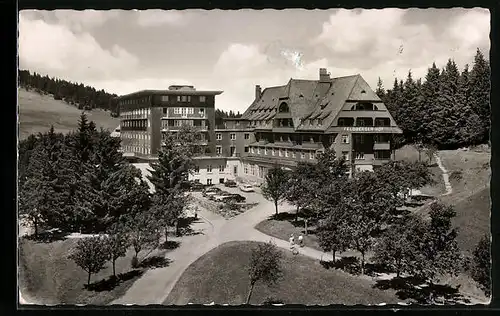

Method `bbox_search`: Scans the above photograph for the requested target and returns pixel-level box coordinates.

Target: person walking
[298,234,304,247]
[289,234,295,249]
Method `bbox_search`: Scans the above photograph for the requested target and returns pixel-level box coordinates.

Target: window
[309,151,314,159]
[279,102,290,113]
[251,147,255,154]
[174,108,180,115]
[244,147,249,153]
[244,133,249,140]
[181,107,187,116]
[264,148,268,155]
[230,133,236,140]
[301,152,305,159]
[177,96,181,102]
[279,149,283,157]
[163,108,168,115]
[355,152,365,160]
[244,164,249,174]
[216,146,222,155]
[199,108,205,116]
[207,178,212,185]
[285,149,289,157]
[219,165,225,172]
[162,95,169,102]
[257,147,261,154]
[188,108,194,115]
[272,149,276,156]
[216,133,222,140]
[292,151,296,158]
[200,96,206,102]
[341,135,349,144]
[207,165,213,173]
[194,179,200,183]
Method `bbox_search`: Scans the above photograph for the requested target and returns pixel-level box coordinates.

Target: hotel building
[118,69,402,185]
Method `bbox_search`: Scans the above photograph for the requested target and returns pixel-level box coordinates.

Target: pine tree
[469,48,491,143]
[456,64,484,146]
[376,77,386,100]
[18,145,56,237]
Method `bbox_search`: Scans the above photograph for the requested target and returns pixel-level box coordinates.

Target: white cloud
[18,14,139,82]
[136,10,189,27]
[53,9,120,32]
[313,8,490,90]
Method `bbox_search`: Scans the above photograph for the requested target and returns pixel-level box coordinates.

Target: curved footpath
[113,155,458,305]
[434,152,453,196]
[110,194,341,305]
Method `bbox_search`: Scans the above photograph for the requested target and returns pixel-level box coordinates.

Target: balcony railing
[373,142,391,150]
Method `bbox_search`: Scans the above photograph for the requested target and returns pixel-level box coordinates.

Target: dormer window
[361,90,366,94]
[279,102,290,113]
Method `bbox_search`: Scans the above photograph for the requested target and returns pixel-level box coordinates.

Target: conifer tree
[469,48,491,143]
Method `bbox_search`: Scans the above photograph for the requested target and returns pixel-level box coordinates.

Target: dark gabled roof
[240,73,399,133]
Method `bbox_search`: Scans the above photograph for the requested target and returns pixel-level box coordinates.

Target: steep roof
[241,73,400,133]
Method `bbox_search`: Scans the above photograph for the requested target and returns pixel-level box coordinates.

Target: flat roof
[117,89,223,99]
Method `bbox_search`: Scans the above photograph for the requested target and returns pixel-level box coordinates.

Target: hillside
[18,88,120,140]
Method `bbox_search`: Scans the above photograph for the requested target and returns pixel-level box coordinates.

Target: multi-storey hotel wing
[117,68,402,185]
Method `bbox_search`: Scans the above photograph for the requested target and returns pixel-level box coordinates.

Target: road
[110,186,339,305]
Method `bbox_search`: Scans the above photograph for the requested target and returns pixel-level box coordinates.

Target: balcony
[373,142,391,150]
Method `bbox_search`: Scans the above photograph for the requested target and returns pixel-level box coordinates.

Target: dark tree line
[18,69,119,115]
[215,109,242,127]
[18,113,149,235]
[377,48,490,149]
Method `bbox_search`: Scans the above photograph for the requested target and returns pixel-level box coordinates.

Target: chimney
[255,85,262,100]
[319,68,330,82]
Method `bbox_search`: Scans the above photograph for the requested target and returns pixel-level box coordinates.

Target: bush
[450,170,463,182]
[131,256,139,269]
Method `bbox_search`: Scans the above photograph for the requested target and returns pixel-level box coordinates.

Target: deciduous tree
[105,225,130,278]
[471,234,491,296]
[261,166,290,216]
[68,235,111,286]
[246,241,283,304]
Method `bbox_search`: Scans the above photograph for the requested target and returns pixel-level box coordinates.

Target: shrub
[131,256,139,269]
[450,170,463,182]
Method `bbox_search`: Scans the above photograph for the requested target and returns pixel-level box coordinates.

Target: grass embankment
[164,241,399,305]
[438,148,491,254]
[18,236,171,305]
[18,88,119,140]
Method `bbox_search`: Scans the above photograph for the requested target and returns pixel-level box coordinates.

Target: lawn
[18,235,170,305]
[18,88,119,140]
[254,214,368,260]
[394,145,445,196]
[164,241,400,305]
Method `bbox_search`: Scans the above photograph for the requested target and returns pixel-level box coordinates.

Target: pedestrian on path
[289,234,295,249]
[298,234,304,247]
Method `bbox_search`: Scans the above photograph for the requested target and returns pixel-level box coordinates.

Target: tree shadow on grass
[85,269,144,292]
[320,256,361,275]
[365,262,394,277]
[373,276,468,304]
[138,256,172,269]
[160,240,181,250]
[270,212,295,221]
[23,229,69,243]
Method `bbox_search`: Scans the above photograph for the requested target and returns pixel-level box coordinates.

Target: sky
[18,8,490,113]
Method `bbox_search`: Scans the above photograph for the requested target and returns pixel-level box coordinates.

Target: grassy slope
[439,148,491,254]
[18,237,166,305]
[164,241,399,305]
[18,88,119,140]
